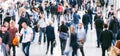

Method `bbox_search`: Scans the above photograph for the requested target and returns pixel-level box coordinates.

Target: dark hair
[104,24,108,28]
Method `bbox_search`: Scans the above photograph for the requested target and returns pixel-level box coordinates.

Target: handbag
[59,32,69,40]
[12,35,19,46]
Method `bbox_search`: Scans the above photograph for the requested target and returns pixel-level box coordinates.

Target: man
[46,21,55,55]
[82,10,90,33]
[100,24,113,56]
[109,12,119,45]
[58,21,69,55]
[95,11,104,48]
[37,13,46,44]
[0,25,10,55]
[20,22,33,56]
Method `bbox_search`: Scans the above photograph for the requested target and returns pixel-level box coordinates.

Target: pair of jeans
[79,46,85,56]
[32,28,36,42]
[112,33,117,45]
[101,46,109,56]
[39,27,46,43]
[46,39,54,55]
[60,38,67,55]
[84,24,88,34]
[22,42,31,56]
[72,45,78,56]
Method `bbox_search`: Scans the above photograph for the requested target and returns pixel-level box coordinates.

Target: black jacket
[109,18,119,33]
[95,18,104,29]
[70,33,78,47]
[58,24,68,33]
[100,30,113,48]
[82,13,90,25]
[0,31,10,45]
[46,25,55,40]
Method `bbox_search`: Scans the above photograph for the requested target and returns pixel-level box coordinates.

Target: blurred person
[37,13,47,44]
[82,10,90,33]
[108,5,114,19]
[29,15,37,42]
[31,8,39,21]
[0,7,4,25]
[38,3,44,14]
[0,25,10,56]
[69,26,78,56]
[45,21,55,55]
[45,3,50,18]
[7,6,15,21]
[100,24,113,56]
[109,12,119,45]
[95,11,104,48]
[57,3,63,26]
[19,22,33,56]
[73,10,80,31]
[58,21,69,55]
[77,23,85,56]
[3,12,11,23]
[8,20,18,56]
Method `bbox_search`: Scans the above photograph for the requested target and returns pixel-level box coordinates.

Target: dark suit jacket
[100,30,113,48]
[46,25,55,41]
[82,13,90,25]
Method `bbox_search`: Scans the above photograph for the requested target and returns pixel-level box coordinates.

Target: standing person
[77,23,85,56]
[109,12,119,45]
[95,12,104,48]
[37,13,46,44]
[73,10,80,31]
[58,21,69,55]
[19,22,33,56]
[100,24,113,56]
[69,26,78,56]
[29,15,37,42]
[8,20,18,56]
[82,10,90,33]
[45,22,55,55]
[0,25,10,56]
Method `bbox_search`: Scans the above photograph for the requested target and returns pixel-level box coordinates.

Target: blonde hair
[70,26,75,33]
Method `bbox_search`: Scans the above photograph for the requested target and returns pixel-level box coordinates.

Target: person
[8,20,18,56]
[82,10,90,33]
[117,29,120,40]
[69,26,78,56]
[19,22,33,56]
[0,25,10,55]
[73,10,81,31]
[109,12,119,45]
[100,24,113,56]
[37,13,46,44]
[94,11,104,48]
[77,23,85,56]
[58,21,69,55]
[29,15,37,42]
[0,37,8,56]
[3,12,12,23]
[45,21,55,55]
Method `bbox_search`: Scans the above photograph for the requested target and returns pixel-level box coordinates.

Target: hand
[6,44,9,52]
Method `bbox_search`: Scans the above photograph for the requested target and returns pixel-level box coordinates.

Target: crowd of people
[0,0,120,56]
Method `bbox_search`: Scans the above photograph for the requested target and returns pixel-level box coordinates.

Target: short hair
[104,24,108,28]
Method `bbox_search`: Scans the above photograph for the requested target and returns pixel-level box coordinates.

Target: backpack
[57,5,63,13]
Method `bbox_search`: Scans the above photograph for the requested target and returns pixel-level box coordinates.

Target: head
[10,20,15,27]
[29,15,33,20]
[111,5,114,10]
[21,22,28,29]
[70,26,75,33]
[1,25,7,32]
[3,21,9,29]
[78,23,83,29]
[104,24,108,29]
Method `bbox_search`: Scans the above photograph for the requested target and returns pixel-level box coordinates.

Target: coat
[100,30,113,48]
[82,13,90,25]
[46,25,55,41]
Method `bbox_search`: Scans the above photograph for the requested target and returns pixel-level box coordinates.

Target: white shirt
[77,28,86,41]
[37,18,46,28]
[20,27,33,43]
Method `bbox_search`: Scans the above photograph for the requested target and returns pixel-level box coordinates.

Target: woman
[8,20,18,56]
[70,26,78,56]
